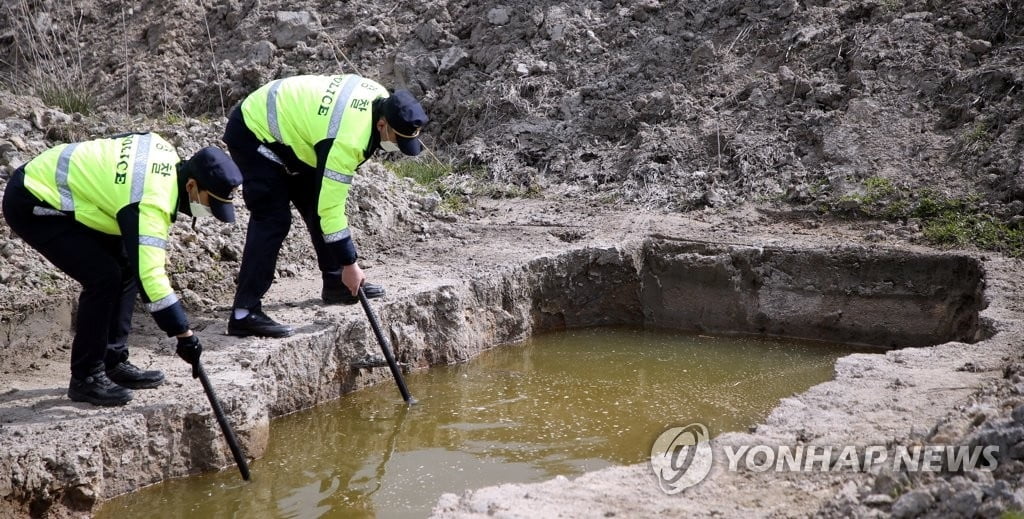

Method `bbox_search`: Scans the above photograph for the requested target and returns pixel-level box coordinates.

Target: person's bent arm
[117,202,191,337]
[317,141,365,294]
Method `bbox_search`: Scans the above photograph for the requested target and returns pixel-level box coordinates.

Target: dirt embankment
[2,0,1022,208]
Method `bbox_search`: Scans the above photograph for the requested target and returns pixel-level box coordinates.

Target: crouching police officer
[223,74,428,338]
[2,133,242,406]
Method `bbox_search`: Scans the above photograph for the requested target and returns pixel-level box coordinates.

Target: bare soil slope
[2,0,1022,208]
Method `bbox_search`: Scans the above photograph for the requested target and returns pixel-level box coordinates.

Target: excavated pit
[0,238,988,517]
[636,239,987,348]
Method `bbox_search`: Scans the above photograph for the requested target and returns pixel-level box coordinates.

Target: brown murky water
[96,327,872,518]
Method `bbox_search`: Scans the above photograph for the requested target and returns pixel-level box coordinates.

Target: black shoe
[322,283,385,305]
[228,309,294,338]
[68,368,133,406]
[106,360,165,389]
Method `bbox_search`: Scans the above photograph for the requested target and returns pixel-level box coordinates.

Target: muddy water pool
[96,327,873,518]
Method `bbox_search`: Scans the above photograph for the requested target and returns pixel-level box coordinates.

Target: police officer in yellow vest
[223,74,428,337]
[1,134,243,406]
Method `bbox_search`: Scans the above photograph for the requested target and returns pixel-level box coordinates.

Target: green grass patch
[37,84,98,115]
[1,72,99,115]
[923,212,1024,253]
[386,159,452,190]
[385,159,538,213]
[837,176,897,207]
[822,177,1024,256]
[864,176,896,199]
[951,119,992,158]
[384,159,476,213]
[439,194,469,213]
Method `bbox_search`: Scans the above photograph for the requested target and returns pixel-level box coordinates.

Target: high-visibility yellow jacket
[241,74,388,264]
[23,133,190,335]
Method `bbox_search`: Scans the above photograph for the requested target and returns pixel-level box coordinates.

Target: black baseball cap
[183,147,243,222]
[382,90,428,156]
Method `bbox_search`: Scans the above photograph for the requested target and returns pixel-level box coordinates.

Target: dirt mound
[3,0,1022,212]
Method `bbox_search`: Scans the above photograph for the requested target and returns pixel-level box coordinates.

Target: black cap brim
[210,199,236,223]
[397,137,422,156]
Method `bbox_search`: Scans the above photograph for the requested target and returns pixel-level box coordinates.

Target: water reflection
[97,327,871,518]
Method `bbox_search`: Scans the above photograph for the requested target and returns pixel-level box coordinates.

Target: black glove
[176,335,202,378]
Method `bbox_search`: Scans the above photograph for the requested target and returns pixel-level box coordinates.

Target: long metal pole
[358,287,417,405]
[195,361,251,480]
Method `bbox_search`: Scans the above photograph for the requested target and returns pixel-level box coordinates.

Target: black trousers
[225,108,343,311]
[2,168,136,379]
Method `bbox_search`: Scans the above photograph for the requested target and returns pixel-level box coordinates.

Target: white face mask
[380,140,401,153]
[188,183,214,219]
[189,200,213,218]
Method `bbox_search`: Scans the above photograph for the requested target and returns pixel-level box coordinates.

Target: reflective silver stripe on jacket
[256,144,285,165]
[266,79,285,142]
[56,143,80,211]
[32,206,64,216]
[326,75,361,139]
[139,235,167,249]
[130,133,152,203]
[145,293,178,312]
[324,228,352,243]
[323,168,353,184]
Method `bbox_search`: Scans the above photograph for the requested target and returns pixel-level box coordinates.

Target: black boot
[322,282,385,305]
[68,367,133,406]
[106,360,165,389]
[228,307,294,338]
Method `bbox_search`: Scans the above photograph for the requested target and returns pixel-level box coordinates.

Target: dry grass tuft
[1,0,100,115]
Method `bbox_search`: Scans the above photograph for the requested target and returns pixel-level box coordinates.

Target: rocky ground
[1,0,1023,517]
